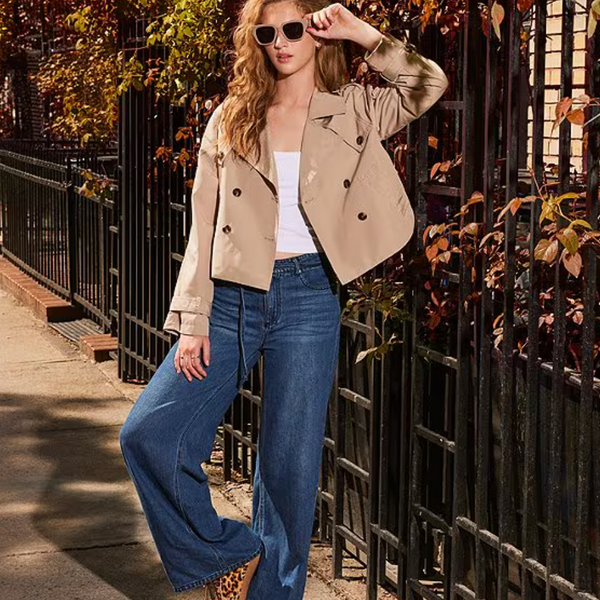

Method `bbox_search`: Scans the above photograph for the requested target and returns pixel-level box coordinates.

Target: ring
[179,355,198,361]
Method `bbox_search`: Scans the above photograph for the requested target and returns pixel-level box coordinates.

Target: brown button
[222,225,231,233]
[232,188,241,196]
[217,151,224,159]
[356,135,363,145]
[358,212,367,220]
[343,179,350,188]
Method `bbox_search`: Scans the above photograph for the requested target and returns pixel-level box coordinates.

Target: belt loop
[237,286,248,390]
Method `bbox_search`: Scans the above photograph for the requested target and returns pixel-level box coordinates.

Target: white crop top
[273,151,324,253]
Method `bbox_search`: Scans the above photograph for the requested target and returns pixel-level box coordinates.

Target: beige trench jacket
[163,32,448,337]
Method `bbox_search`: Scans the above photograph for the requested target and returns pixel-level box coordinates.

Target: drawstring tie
[237,285,248,390]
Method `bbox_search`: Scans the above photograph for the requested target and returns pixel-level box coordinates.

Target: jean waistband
[272,252,327,274]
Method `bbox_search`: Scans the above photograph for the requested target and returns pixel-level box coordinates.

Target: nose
[274,31,287,48]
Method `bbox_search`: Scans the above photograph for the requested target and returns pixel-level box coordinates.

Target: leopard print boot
[213,562,249,600]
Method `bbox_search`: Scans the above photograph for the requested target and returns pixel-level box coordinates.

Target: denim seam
[257,470,265,538]
[237,286,248,389]
[172,367,239,570]
[298,268,333,291]
[244,477,267,599]
[274,275,282,326]
[172,542,263,593]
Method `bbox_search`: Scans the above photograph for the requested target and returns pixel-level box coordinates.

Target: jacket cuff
[168,295,212,315]
[163,310,210,337]
[364,33,410,81]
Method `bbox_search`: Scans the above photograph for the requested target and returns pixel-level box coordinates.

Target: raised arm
[349,30,449,140]
[306,3,448,140]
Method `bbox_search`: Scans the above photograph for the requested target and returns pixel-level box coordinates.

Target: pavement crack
[40,423,124,433]
[3,540,149,558]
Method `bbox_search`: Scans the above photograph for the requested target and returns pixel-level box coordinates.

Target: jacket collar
[232,86,348,194]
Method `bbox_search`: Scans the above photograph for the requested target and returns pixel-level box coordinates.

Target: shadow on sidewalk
[1,389,181,599]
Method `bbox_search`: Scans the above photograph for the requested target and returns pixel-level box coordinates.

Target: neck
[272,70,317,109]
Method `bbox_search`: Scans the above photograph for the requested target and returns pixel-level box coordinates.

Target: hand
[304,3,373,45]
[175,334,210,382]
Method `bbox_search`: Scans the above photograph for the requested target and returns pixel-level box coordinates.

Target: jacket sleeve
[343,32,448,140]
[162,103,222,337]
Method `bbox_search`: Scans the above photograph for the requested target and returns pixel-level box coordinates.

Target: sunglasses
[252,17,314,46]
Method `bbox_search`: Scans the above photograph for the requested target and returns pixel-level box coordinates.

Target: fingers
[313,10,332,29]
[309,3,341,30]
[186,356,207,381]
[180,355,207,382]
[174,348,180,373]
[174,339,209,382]
[309,10,331,32]
[202,338,211,367]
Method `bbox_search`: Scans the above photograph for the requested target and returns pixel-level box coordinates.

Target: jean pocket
[298,265,334,291]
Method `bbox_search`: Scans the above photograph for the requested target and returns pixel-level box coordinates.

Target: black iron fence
[397,1,600,599]
[116,17,198,381]
[0,144,119,334]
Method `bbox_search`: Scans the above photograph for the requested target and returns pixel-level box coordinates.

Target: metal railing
[0,145,119,334]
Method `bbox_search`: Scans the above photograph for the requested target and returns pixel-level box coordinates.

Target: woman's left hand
[304,3,368,44]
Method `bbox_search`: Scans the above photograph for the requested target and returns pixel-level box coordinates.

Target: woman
[119,1,447,598]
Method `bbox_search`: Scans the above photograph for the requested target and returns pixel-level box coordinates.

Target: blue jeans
[119,251,341,599]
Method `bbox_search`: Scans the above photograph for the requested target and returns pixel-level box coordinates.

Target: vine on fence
[34,4,119,142]
[345,158,599,375]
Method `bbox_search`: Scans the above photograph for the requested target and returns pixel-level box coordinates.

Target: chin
[273,64,295,74]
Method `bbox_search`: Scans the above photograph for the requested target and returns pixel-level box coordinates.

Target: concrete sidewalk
[0,286,369,600]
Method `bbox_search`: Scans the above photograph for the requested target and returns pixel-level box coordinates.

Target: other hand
[175,334,210,382]
[304,3,366,43]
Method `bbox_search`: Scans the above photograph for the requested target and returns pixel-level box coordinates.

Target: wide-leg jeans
[118,251,341,599]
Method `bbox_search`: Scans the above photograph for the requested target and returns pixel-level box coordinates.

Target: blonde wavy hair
[219,0,349,163]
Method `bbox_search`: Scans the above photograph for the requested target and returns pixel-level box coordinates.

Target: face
[257,1,318,77]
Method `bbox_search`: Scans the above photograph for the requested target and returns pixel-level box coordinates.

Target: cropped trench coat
[163,32,448,338]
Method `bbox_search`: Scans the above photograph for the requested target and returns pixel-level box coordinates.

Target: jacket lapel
[243,87,348,197]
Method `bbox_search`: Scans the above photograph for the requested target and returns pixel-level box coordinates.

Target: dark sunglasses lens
[256,25,275,44]
[283,21,304,40]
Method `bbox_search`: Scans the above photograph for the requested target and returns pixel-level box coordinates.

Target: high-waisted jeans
[118,251,341,599]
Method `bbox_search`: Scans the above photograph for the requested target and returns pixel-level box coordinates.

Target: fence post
[65,157,78,306]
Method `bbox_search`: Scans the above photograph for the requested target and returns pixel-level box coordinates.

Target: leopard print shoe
[214,562,249,600]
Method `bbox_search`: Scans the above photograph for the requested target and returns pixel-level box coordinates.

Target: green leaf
[570,219,593,229]
[589,8,599,38]
[556,227,579,255]
[355,347,378,364]
[556,191,581,203]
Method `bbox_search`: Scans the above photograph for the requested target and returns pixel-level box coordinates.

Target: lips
[277,54,292,59]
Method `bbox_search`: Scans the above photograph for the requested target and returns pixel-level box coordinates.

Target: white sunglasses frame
[252,17,314,46]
